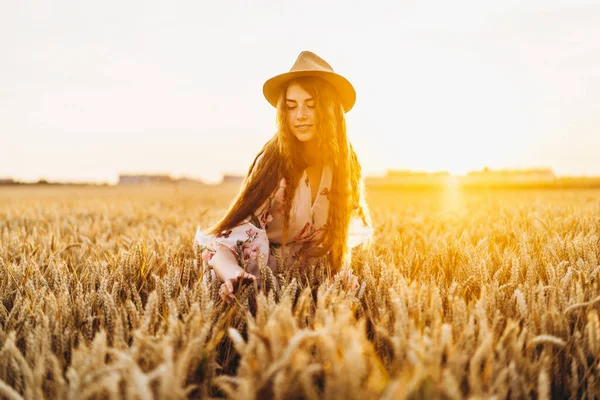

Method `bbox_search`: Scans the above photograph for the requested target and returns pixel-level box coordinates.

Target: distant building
[221,174,244,186]
[118,174,174,185]
[175,177,205,185]
[465,167,556,184]
[0,178,15,185]
[365,169,451,187]
[386,170,450,177]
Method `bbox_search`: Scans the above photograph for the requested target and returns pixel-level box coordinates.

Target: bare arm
[211,243,256,303]
[211,244,241,281]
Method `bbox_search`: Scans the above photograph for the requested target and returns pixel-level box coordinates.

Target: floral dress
[193,160,374,280]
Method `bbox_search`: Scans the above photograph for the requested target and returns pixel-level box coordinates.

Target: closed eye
[286,103,314,110]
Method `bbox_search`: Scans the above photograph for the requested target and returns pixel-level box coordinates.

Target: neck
[301,139,321,167]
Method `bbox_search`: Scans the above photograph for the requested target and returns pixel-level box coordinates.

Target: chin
[294,131,315,142]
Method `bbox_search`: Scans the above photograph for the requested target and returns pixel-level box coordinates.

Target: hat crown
[290,51,334,73]
[263,50,355,112]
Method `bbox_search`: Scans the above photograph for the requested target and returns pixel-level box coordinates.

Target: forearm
[211,244,241,282]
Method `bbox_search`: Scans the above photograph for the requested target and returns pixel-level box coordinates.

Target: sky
[1,0,599,184]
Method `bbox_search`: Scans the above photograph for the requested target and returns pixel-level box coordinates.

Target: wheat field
[0,185,599,399]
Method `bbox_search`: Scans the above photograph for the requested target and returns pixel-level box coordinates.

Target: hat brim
[263,70,356,113]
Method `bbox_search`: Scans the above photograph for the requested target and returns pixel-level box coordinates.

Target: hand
[218,268,257,304]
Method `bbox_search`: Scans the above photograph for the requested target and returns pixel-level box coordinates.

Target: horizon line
[4,167,600,186]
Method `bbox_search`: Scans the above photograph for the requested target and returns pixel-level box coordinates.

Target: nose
[296,105,308,120]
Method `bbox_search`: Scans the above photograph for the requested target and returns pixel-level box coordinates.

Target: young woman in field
[194,51,374,303]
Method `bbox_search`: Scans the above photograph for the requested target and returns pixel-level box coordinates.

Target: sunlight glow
[1,0,598,183]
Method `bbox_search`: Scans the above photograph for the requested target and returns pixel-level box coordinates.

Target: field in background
[1,185,599,399]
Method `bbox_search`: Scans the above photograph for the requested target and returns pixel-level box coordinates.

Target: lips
[295,124,313,131]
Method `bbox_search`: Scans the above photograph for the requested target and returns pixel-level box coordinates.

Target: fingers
[220,292,230,303]
[225,280,234,294]
[232,271,256,292]
[219,283,229,303]
[237,270,257,281]
[219,281,235,304]
[220,272,257,304]
[221,292,235,304]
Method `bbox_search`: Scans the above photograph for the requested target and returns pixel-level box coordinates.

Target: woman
[194,51,374,303]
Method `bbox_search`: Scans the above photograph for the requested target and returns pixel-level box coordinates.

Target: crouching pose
[194,51,373,303]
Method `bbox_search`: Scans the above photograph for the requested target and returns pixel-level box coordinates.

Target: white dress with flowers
[193,160,374,278]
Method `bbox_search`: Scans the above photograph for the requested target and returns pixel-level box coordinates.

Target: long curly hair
[207,76,371,272]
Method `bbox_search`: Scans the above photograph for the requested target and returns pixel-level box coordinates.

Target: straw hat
[263,51,356,113]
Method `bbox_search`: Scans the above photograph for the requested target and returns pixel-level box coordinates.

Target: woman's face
[285,82,316,142]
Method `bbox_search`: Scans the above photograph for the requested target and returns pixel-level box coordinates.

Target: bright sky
[1,0,599,183]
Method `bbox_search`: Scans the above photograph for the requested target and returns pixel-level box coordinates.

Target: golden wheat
[1,185,600,398]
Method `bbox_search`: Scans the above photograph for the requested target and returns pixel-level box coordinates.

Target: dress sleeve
[193,154,276,268]
[193,215,271,269]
